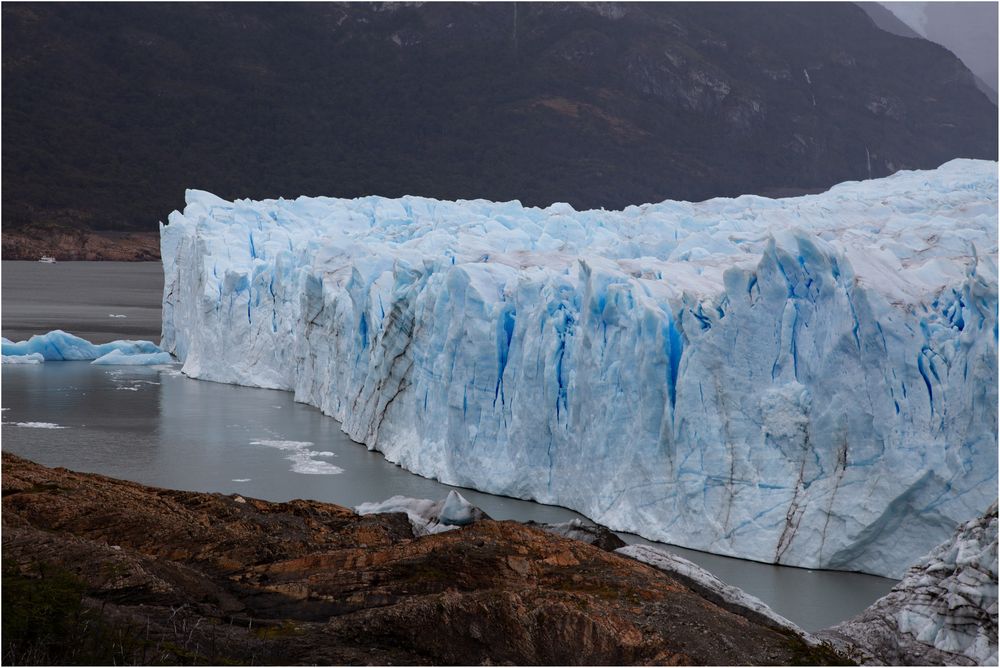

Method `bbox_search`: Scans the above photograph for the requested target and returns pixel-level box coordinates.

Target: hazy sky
[881,2,998,92]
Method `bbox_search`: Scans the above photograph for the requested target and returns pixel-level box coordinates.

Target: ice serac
[822,502,998,666]
[160,159,999,578]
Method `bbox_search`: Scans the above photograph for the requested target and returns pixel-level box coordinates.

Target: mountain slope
[2,2,996,235]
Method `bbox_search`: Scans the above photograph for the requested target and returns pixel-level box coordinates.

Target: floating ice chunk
[2,353,45,364]
[108,314,128,318]
[231,478,252,482]
[287,454,344,475]
[6,422,66,429]
[2,330,164,363]
[250,439,314,450]
[91,350,173,366]
[249,439,343,475]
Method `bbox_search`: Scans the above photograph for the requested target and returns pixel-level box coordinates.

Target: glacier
[1,330,168,365]
[160,159,998,578]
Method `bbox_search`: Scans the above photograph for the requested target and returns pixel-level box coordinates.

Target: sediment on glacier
[1,454,845,665]
[160,159,998,578]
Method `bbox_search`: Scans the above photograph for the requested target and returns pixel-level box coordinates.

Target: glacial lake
[1,260,896,631]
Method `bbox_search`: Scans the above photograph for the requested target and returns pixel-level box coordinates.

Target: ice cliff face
[823,502,998,665]
[160,159,998,578]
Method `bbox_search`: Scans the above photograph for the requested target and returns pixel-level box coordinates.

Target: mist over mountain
[876,1,998,103]
[2,2,996,236]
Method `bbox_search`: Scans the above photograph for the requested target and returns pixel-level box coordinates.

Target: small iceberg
[92,350,173,366]
[1,330,170,366]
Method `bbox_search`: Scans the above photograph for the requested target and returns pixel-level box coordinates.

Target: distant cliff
[3,2,996,240]
[2,226,159,261]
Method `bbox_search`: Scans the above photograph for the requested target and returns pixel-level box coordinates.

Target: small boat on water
[38,256,56,263]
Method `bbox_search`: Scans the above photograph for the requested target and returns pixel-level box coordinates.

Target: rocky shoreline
[2,228,160,261]
[2,453,843,665]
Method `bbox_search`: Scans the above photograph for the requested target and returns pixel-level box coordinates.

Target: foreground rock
[1,454,844,665]
[618,544,811,638]
[822,502,998,665]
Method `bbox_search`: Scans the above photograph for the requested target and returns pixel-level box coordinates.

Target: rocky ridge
[1,453,843,665]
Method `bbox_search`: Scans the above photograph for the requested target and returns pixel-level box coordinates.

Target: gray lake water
[1,260,896,631]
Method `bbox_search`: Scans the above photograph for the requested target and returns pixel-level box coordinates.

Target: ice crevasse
[160,159,998,578]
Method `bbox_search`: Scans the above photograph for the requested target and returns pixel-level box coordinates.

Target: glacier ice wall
[160,159,998,578]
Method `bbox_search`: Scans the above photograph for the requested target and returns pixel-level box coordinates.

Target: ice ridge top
[161,159,999,578]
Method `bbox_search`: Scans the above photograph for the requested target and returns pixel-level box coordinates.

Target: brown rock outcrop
[2,227,160,261]
[1,454,845,665]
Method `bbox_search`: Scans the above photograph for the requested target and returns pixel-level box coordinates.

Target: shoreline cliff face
[1,454,843,666]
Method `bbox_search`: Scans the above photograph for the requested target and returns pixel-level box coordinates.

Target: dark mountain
[2,2,996,238]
